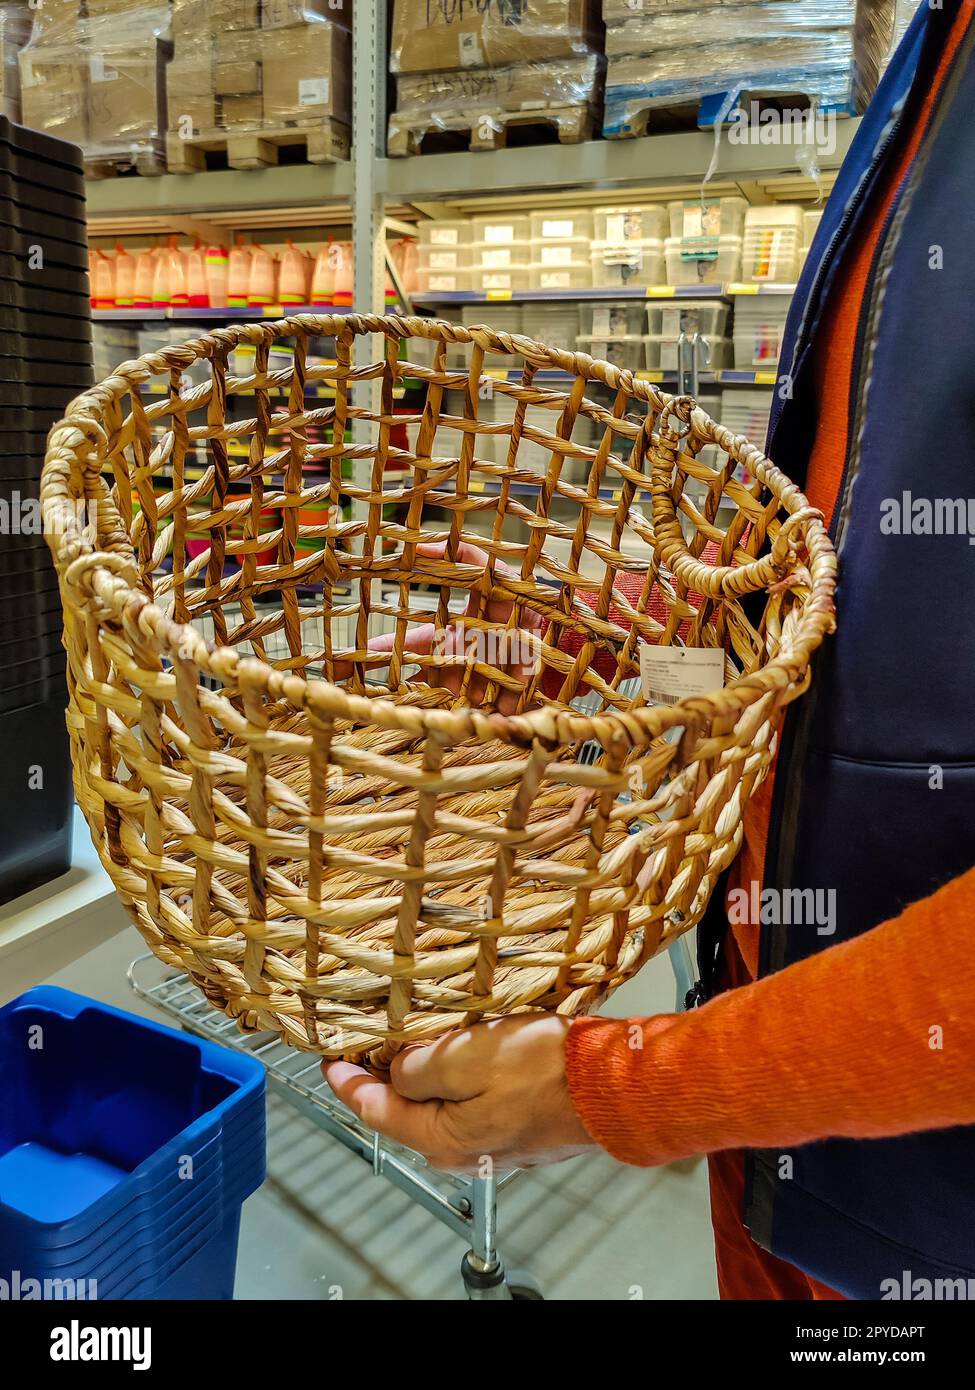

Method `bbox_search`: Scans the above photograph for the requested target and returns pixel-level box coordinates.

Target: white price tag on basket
[639,645,725,706]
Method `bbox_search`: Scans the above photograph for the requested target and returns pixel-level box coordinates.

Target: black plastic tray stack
[0,115,93,903]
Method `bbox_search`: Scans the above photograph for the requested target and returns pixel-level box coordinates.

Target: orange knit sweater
[565,0,975,1168]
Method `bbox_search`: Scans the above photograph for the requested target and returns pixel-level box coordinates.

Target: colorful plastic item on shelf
[227,240,252,309]
[113,242,135,309]
[186,242,208,308]
[278,240,307,306]
[131,249,154,311]
[247,245,275,308]
[91,250,115,310]
[311,243,335,306]
[205,245,229,309]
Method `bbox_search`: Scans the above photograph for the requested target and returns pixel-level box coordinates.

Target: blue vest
[738,0,975,1296]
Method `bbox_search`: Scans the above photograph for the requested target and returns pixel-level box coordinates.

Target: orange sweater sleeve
[565,866,975,1168]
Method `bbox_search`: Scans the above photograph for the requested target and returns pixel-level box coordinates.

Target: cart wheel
[508,1276,544,1301]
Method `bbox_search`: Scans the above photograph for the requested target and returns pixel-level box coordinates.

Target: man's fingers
[323,1061,455,1157]
[389,1031,488,1103]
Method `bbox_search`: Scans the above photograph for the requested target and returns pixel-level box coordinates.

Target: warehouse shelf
[93,305,354,323]
[413,283,798,307]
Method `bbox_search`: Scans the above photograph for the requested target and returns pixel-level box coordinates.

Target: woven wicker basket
[42,314,835,1063]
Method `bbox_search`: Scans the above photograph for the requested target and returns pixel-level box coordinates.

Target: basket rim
[41,312,837,749]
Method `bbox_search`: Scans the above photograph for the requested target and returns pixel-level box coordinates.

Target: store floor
[41,926,718,1301]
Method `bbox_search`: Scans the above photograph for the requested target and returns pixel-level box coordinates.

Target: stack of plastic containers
[733,293,794,369]
[578,301,647,372]
[591,204,666,289]
[0,116,93,903]
[742,204,805,283]
[471,213,531,295]
[648,298,732,371]
[520,300,580,354]
[0,987,266,1300]
[417,218,472,296]
[529,209,593,291]
[665,196,747,287]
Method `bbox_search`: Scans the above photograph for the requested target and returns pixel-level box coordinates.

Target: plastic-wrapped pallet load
[18,1,173,169]
[389,55,604,156]
[0,5,31,122]
[166,0,350,171]
[601,0,884,139]
[388,0,605,155]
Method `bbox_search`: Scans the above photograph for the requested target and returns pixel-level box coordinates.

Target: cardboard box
[174,0,261,37]
[213,27,261,91]
[25,0,80,42]
[167,57,217,132]
[87,38,169,150]
[221,91,262,125]
[262,0,350,28]
[214,58,262,94]
[18,49,88,145]
[260,22,349,123]
[390,0,600,74]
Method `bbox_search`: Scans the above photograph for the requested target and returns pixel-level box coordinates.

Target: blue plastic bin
[0,987,266,1299]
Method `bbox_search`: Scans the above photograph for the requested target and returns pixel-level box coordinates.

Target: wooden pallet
[388,103,595,158]
[604,88,856,140]
[85,142,167,179]
[165,117,350,173]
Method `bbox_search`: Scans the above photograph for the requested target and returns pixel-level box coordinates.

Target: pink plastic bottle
[169,238,189,309]
[278,239,306,305]
[228,239,251,308]
[186,241,208,307]
[205,245,229,308]
[311,243,335,306]
[247,244,275,307]
[113,242,135,308]
[151,244,171,309]
[92,251,115,310]
[133,248,155,310]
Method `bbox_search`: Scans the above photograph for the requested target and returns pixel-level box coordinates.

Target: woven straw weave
[42,314,836,1063]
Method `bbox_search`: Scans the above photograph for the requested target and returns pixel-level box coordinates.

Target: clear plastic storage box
[664,235,742,287]
[576,334,648,372]
[593,204,668,243]
[471,214,532,246]
[418,243,471,273]
[742,205,805,283]
[667,196,748,240]
[529,209,594,243]
[592,237,665,288]
[529,263,592,291]
[417,219,473,248]
[580,302,648,337]
[472,265,531,293]
[417,267,473,294]
[649,299,730,338]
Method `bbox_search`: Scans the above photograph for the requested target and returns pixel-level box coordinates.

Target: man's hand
[323,1015,597,1173]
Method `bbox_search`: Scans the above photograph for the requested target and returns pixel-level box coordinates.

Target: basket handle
[648,397,813,599]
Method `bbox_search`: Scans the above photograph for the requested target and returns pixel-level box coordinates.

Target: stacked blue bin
[0,987,266,1299]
